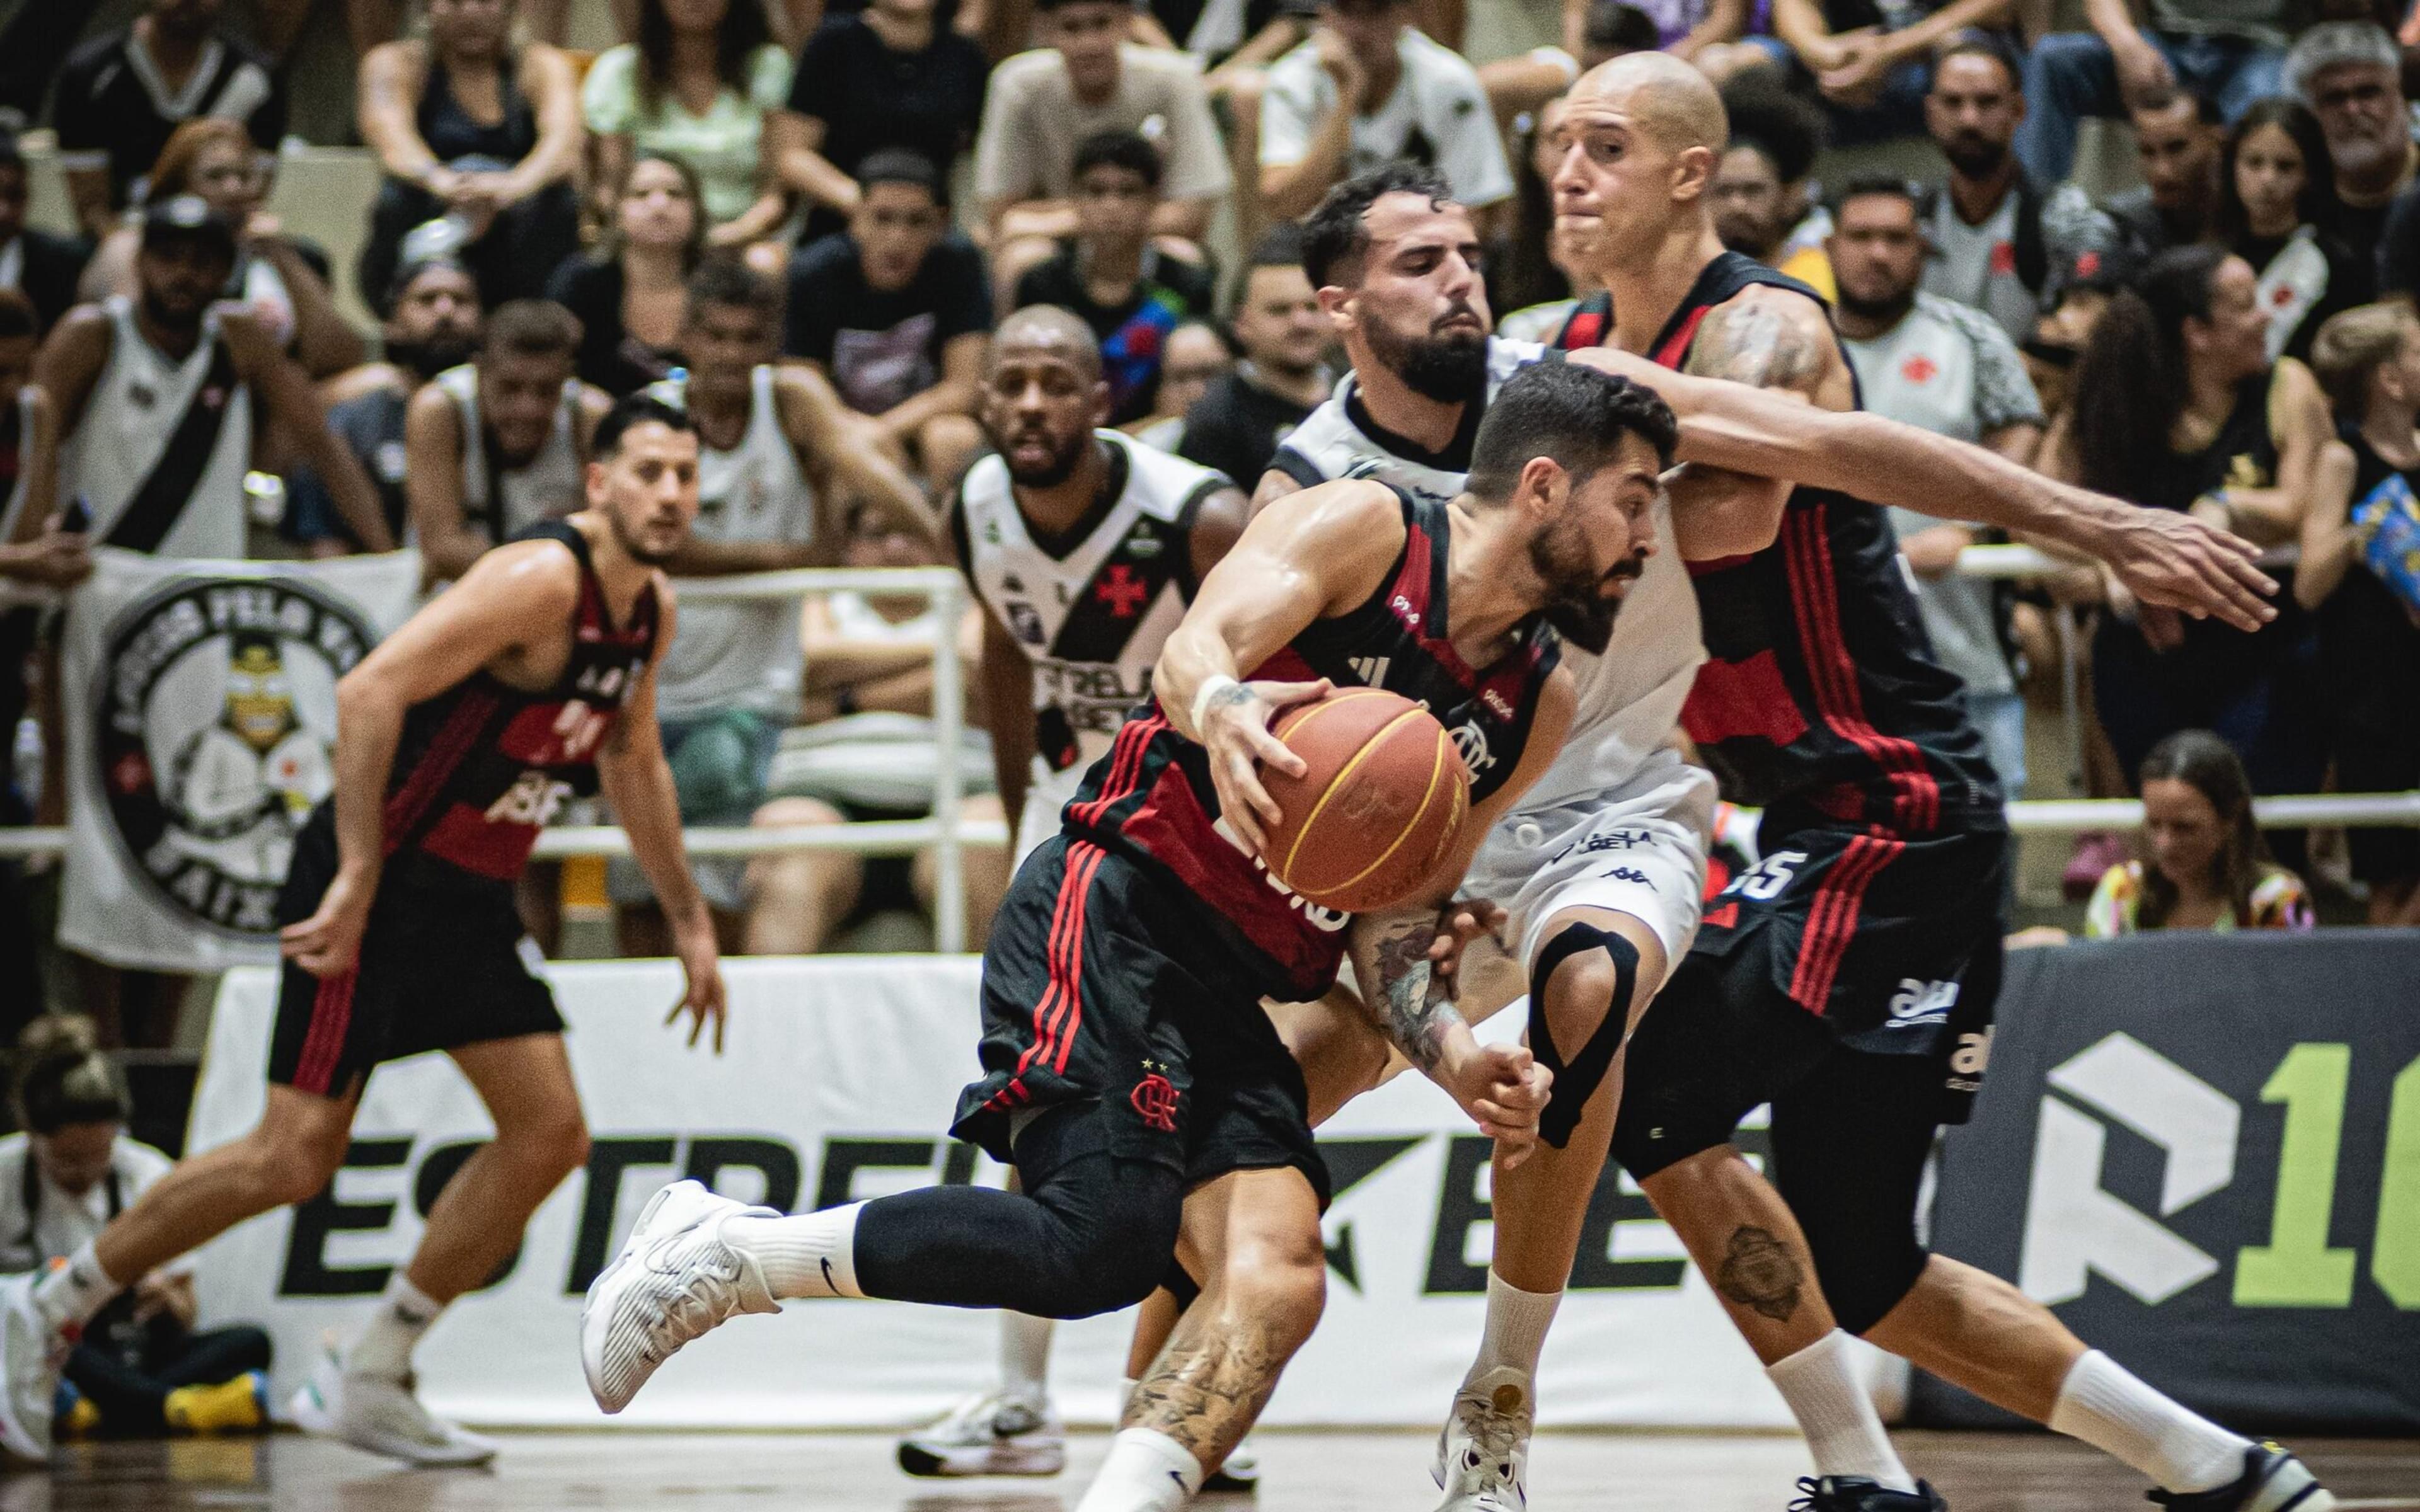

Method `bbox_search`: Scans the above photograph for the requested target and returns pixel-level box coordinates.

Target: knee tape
[1529,924,1641,1148]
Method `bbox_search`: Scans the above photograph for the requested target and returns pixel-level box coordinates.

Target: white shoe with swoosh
[580,1180,780,1414]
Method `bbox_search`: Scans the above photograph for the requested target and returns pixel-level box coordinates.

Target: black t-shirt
[55,29,287,210]
[544,255,681,398]
[783,230,993,415]
[1177,368,1318,490]
[284,384,413,546]
[790,16,988,241]
[1012,245,1217,423]
[2371,183,2420,301]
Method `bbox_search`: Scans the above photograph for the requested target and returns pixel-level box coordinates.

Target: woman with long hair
[2044,244,2334,806]
[78,121,364,381]
[2213,98,2367,364]
[583,0,793,256]
[356,0,585,312]
[1492,95,1608,341]
[2085,731,2314,933]
[543,152,707,394]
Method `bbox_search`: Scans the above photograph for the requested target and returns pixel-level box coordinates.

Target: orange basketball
[1259,687,1472,915]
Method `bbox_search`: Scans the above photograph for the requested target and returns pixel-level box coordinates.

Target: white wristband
[1190,674,1241,735]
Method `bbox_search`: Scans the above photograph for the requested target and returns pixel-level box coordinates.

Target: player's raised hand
[1200,677,1328,857]
[280,869,374,978]
[1453,1041,1553,1169]
[2097,499,2276,632]
[666,927,727,1053]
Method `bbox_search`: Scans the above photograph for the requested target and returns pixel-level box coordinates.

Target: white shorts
[1457,752,1717,1011]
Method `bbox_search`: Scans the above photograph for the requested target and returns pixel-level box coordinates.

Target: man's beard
[1715,217,1778,260]
[609,505,679,566]
[140,289,205,336]
[1835,282,1916,327]
[1530,520,1641,655]
[386,334,480,382]
[1370,306,1489,402]
[1942,132,2008,180]
[2331,127,2404,181]
[1003,427,1092,488]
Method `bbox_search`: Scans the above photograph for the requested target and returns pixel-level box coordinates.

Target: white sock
[32,1243,124,1332]
[720,1203,866,1299]
[1765,1331,1916,1494]
[2048,1350,2247,1494]
[343,1274,443,1380]
[1463,1270,1562,1385]
[1000,1312,1054,1402]
[1074,1426,1202,1512]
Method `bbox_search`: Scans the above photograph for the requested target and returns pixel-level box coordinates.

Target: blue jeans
[1968,688,2028,802]
[2017,30,2287,183]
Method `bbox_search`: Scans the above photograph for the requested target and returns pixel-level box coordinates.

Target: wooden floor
[18,1430,2420,1511]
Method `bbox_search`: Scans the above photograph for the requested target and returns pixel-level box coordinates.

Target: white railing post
[928,572,968,954]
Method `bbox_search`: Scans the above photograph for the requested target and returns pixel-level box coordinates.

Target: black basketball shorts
[951,835,1332,1207]
[1611,820,2008,1183]
[269,804,566,1099]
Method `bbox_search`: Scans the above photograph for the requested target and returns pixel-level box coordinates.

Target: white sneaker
[0,1274,60,1461]
[288,1343,497,1467]
[896,1389,1066,1477]
[1431,1367,1534,1512]
[581,1180,780,1414]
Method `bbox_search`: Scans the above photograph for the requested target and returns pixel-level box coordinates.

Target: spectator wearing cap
[2021,233,2140,428]
[2106,90,2226,256]
[1921,35,2116,343]
[1829,176,2044,796]
[785,148,991,488]
[2216,99,2366,364]
[1709,81,1836,299]
[974,0,1233,300]
[1766,0,2012,146]
[770,0,990,245]
[1012,132,1218,425]
[0,135,91,338]
[52,0,287,242]
[2014,0,2289,185]
[1258,0,1512,222]
[2291,23,2417,263]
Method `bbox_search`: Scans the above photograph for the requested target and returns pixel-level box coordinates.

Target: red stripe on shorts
[1005,839,1107,1093]
[292,968,359,1095]
[1787,833,1901,1014]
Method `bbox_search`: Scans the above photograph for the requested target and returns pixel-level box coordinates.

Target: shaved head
[1572,51,1729,152]
[989,305,1103,382]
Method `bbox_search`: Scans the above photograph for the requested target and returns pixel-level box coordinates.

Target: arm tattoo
[1684,298,1826,395]
[1364,918,1463,1075]
[1714,1225,1804,1322]
[1205,682,1254,716]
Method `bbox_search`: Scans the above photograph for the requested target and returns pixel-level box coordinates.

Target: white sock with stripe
[720,1205,865,1299]
[1075,1426,1201,1512]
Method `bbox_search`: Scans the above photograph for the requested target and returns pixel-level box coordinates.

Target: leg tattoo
[1125,1311,1291,1466]
[1716,1226,1804,1322]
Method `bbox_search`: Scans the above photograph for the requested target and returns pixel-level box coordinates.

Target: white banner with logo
[57,547,424,973]
[188,956,1884,1430]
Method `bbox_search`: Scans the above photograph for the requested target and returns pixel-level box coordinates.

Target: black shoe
[1789,1476,1949,1511]
[2148,1444,2334,1511]
[1201,1441,1260,1495]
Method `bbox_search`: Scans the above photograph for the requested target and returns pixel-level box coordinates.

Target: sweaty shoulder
[1252,476,1407,609]
[459,534,586,617]
[1681,282,1845,404]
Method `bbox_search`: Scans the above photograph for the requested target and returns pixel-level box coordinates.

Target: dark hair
[0,289,37,342]
[1720,77,1824,186]
[12,1016,129,1137]
[2215,97,2341,242]
[2071,243,2233,505]
[1584,0,1661,55]
[1466,362,1678,500]
[483,298,584,362]
[1302,163,1455,289]
[1035,0,1130,14]
[634,0,771,117]
[2134,730,2269,928]
[857,147,943,202]
[0,130,22,174]
[685,255,781,321]
[2132,87,2225,127]
[1248,222,1308,270]
[614,151,710,272]
[1073,129,1162,190]
[595,391,697,456]
[1933,29,2020,90]
[1829,173,1924,219]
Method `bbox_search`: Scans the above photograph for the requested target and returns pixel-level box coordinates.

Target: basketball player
[580,361,1678,1506]
[1534,54,2328,1512]
[33,195,393,559]
[0,392,725,1468]
[894,304,1249,1480]
[406,297,613,581]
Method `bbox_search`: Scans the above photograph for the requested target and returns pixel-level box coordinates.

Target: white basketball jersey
[1272,336,1705,810]
[432,364,585,547]
[954,429,1225,786]
[652,366,818,720]
[67,298,250,560]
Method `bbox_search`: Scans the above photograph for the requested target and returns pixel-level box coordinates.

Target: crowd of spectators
[2,0,2418,1047]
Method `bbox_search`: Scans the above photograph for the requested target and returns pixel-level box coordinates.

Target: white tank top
[67,298,250,560]
[432,364,585,547]
[652,365,819,720]
[954,429,1224,784]
[1272,336,1705,810]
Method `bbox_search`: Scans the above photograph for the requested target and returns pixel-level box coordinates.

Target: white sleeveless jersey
[952,429,1226,788]
[650,366,818,720]
[432,364,585,547]
[1272,336,1705,810]
[66,298,249,560]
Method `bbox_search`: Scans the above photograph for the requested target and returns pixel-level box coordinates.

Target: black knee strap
[1530,924,1641,1148]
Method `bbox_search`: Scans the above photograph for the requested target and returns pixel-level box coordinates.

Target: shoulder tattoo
[1683,295,1827,396]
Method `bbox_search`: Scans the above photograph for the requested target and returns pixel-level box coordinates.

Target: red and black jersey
[380,522,659,887]
[1601,255,2002,836]
[1063,489,1562,1001]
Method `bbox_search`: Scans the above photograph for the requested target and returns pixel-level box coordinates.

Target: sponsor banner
[58,547,423,972]
[188,957,1874,1429]
[1918,932,2420,1432]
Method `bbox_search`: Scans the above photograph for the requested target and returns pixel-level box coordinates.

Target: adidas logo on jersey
[1348,656,1391,685]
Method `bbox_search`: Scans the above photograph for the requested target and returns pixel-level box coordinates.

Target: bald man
[1533,53,2330,1512]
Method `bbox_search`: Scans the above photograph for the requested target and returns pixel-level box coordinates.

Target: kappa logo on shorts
[1130,1062,1180,1133]
[1594,865,1654,890]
